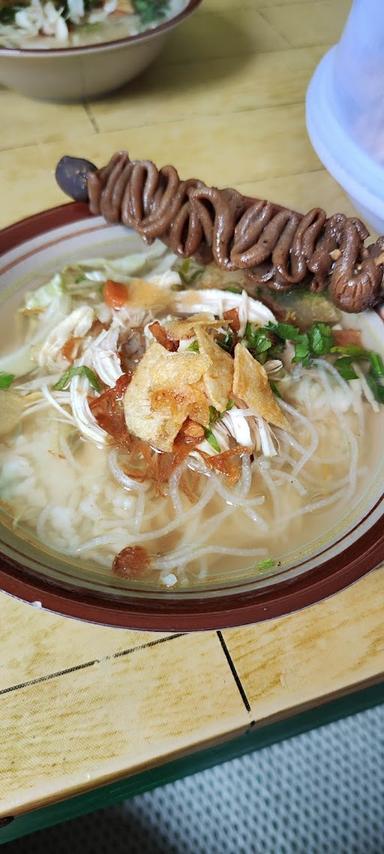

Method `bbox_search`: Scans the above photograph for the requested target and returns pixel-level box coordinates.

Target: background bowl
[1,202,384,631]
[0,0,202,102]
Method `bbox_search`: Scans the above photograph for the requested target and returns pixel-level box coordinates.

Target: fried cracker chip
[166,313,220,341]
[233,344,289,431]
[124,342,209,452]
[195,327,234,412]
[127,279,172,311]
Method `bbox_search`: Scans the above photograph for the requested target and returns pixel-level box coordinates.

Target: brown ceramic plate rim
[0,201,383,631]
[0,0,202,56]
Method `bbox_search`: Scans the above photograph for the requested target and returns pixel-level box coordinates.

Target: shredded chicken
[38,305,94,371]
[83,325,123,388]
[171,289,276,328]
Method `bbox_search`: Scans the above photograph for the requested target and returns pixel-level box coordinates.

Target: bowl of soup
[0,0,201,100]
[0,201,384,631]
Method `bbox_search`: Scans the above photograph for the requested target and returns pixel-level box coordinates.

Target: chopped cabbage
[24,273,64,310]
[0,282,71,377]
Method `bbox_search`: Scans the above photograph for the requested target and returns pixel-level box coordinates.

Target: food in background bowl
[0,0,201,101]
[0,0,187,48]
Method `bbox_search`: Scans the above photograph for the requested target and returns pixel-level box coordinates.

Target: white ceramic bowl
[0,0,202,102]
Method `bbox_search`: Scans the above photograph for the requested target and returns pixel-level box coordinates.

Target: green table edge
[1,680,383,845]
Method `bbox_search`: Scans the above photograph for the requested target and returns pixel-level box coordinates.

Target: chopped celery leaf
[267,321,303,342]
[308,322,333,355]
[292,334,310,365]
[334,357,358,381]
[245,323,273,354]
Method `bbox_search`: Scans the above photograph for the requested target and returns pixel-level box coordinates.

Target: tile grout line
[258,0,331,10]
[216,631,251,714]
[84,101,100,134]
[235,164,325,186]
[73,99,311,133]
[257,6,293,48]
[0,141,43,155]
[0,632,185,696]
[84,98,311,135]
[141,40,333,69]
[0,95,309,154]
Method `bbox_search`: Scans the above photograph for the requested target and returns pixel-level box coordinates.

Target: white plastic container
[306,0,384,233]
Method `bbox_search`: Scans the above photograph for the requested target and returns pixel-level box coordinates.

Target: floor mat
[5,704,384,854]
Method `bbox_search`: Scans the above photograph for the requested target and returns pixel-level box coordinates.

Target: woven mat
[6,705,384,854]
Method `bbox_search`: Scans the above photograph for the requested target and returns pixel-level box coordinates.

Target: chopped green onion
[267,343,284,360]
[269,381,282,399]
[186,340,200,352]
[265,318,384,389]
[224,285,242,294]
[217,329,234,353]
[53,366,101,392]
[256,558,276,570]
[0,373,15,390]
[331,345,369,358]
[331,345,384,387]
[204,428,221,453]
[132,0,169,25]
[334,357,358,381]
[0,5,22,24]
[209,405,221,425]
[83,0,102,11]
[369,352,384,379]
[208,402,233,431]
[366,372,384,404]
[331,345,384,389]
[244,322,255,344]
[176,257,204,285]
[308,322,333,356]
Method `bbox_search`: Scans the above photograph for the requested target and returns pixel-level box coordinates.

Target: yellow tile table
[0,0,383,843]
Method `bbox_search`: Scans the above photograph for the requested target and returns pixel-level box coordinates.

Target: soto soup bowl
[0,0,202,102]
[0,201,384,632]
